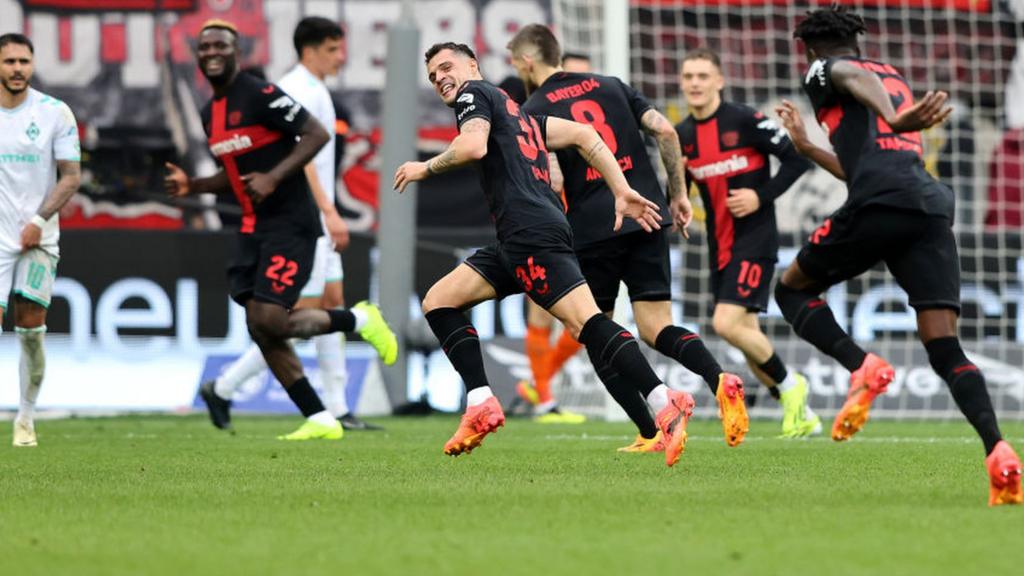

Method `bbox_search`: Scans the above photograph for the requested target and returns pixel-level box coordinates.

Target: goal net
[550,0,1024,421]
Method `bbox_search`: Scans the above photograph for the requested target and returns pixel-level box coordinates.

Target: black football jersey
[452,80,567,241]
[201,71,320,237]
[523,72,668,248]
[676,101,811,270]
[803,56,953,218]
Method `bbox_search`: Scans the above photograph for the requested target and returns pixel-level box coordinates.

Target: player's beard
[1,76,29,95]
[202,58,237,88]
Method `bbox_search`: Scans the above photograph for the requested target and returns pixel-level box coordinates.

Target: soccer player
[514,48,592,423]
[0,33,81,447]
[675,48,820,438]
[776,5,1021,505]
[165,20,397,441]
[394,42,694,467]
[199,18,379,431]
[507,25,748,450]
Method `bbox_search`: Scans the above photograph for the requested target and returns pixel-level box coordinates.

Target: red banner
[18,0,197,11]
[630,0,991,12]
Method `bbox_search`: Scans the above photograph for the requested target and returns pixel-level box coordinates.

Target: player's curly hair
[424,42,477,64]
[793,4,866,52]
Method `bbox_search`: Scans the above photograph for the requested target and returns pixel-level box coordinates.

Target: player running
[776,5,1021,505]
[165,20,396,441]
[198,18,380,432]
[0,33,81,447]
[394,42,695,467]
[508,25,748,449]
[675,47,820,438]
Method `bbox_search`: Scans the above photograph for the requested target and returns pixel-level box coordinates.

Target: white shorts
[0,247,59,312]
[300,236,344,298]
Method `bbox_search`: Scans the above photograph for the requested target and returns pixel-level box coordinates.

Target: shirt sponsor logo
[688,154,750,180]
[0,153,42,163]
[209,134,253,156]
[457,104,477,121]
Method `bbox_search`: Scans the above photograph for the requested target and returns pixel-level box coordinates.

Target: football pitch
[2,415,1022,575]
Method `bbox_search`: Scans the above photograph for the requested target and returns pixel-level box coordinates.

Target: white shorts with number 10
[0,248,58,311]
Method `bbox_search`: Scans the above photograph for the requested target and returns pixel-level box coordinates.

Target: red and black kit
[676,101,811,310]
[524,71,672,312]
[201,71,321,307]
[455,80,587,309]
[798,56,960,312]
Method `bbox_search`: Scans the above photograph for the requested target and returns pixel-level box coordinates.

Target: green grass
[2,415,1022,575]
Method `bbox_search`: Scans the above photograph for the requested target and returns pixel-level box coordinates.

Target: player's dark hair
[682,47,721,70]
[424,42,477,64]
[507,24,561,67]
[293,17,344,59]
[0,33,33,54]
[561,51,590,64]
[793,4,866,53]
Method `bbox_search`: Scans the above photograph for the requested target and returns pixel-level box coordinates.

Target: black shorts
[228,232,317,309]
[574,229,671,313]
[796,205,961,313]
[711,257,776,312]
[465,224,587,310]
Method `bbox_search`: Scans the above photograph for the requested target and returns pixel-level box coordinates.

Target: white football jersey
[0,88,80,257]
[278,64,337,211]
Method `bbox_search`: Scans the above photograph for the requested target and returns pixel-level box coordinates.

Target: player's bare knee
[13,297,47,329]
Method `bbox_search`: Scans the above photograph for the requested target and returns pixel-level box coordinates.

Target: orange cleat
[832,353,894,442]
[986,440,1023,506]
[715,373,748,447]
[655,390,695,467]
[617,430,665,453]
[444,397,506,457]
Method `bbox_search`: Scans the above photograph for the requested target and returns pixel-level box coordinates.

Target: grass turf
[2,415,1022,575]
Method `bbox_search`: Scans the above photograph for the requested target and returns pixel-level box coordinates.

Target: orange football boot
[986,440,1023,506]
[617,430,665,453]
[832,353,894,441]
[655,390,695,467]
[444,396,506,456]
[715,373,748,447]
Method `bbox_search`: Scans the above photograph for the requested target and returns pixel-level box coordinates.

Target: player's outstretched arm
[544,116,661,232]
[393,118,490,193]
[776,100,846,181]
[164,163,230,197]
[243,116,330,204]
[21,159,81,250]
[829,61,952,133]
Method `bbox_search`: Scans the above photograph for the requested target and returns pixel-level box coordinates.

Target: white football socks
[214,343,267,400]
[315,332,349,417]
[776,372,798,393]
[16,326,46,423]
[645,384,670,413]
[466,386,494,407]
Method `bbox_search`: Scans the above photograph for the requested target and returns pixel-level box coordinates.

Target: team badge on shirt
[25,122,39,141]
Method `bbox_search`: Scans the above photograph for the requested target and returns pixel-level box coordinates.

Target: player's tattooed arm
[544,116,662,233]
[21,160,81,249]
[776,100,846,181]
[830,61,952,133]
[640,109,686,201]
[394,118,490,193]
[36,160,81,220]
